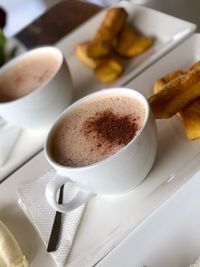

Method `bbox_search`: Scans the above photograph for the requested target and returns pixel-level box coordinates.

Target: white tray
[57,0,196,99]
[1,34,200,267]
[97,165,200,267]
[97,32,200,266]
[0,0,195,180]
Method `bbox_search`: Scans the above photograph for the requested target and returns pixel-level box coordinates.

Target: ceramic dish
[96,33,200,267]
[1,34,200,267]
[57,0,196,100]
[97,168,200,267]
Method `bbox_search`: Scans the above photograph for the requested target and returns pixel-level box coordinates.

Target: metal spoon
[47,184,64,252]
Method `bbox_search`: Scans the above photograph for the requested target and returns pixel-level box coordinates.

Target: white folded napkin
[17,169,86,267]
[0,118,21,168]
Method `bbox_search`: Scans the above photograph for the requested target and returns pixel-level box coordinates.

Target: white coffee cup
[45,88,157,213]
[0,46,73,129]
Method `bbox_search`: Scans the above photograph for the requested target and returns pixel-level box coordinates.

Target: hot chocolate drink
[50,93,146,167]
[0,51,61,102]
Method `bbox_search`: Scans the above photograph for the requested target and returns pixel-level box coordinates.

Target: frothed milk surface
[0,51,61,102]
[50,93,146,167]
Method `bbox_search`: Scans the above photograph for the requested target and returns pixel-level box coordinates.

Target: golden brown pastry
[180,98,200,140]
[153,70,184,94]
[114,24,154,58]
[86,40,111,59]
[149,69,200,119]
[75,42,106,69]
[94,7,128,43]
[94,58,124,83]
[151,68,200,140]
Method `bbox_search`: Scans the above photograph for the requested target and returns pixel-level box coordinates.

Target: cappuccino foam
[50,93,146,167]
[0,51,61,102]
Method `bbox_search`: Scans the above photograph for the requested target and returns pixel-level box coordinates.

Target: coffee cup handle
[45,173,95,213]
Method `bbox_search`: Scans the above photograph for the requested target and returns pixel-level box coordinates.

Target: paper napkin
[17,169,86,267]
[0,118,21,168]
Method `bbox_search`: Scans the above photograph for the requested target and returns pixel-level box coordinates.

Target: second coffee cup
[0,46,73,129]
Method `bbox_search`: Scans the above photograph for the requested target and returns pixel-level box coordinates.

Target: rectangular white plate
[97,32,200,267]
[97,167,200,267]
[1,34,200,267]
[0,1,196,179]
[57,0,196,100]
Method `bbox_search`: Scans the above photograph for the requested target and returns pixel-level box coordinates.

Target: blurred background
[0,0,200,37]
[0,0,60,36]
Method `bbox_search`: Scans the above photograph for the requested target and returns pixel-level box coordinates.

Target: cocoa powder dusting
[83,109,139,146]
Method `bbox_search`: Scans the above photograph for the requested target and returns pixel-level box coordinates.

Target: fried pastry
[149,69,200,119]
[94,58,124,83]
[74,6,155,84]
[152,69,200,139]
[94,7,128,43]
[114,25,154,58]
[87,40,111,59]
[180,98,200,140]
[153,70,184,94]
[153,70,184,120]
[75,42,105,69]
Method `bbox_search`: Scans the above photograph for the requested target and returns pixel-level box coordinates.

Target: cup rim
[0,46,63,107]
[45,87,151,171]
